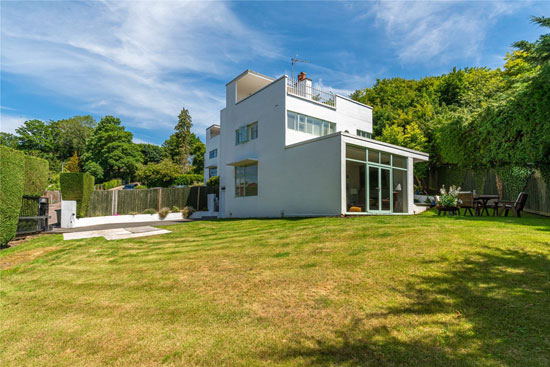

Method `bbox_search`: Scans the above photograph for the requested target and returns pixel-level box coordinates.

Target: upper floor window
[209,149,218,159]
[235,164,258,197]
[357,129,372,139]
[235,122,258,145]
[287,111,336,137]
[209,167,217,178]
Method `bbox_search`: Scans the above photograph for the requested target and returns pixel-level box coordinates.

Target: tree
[83,161,104,182]
[0,132,19,149]
[65,152,80,172]
[135,159,181,187]
[174,107,192,171]
[54,115,96,160]
[81,116,143,182]
[137,143,163,165]
[189,133,205,175]
[16,119,55,153]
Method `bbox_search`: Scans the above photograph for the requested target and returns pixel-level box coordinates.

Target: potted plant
[436,185,461,215]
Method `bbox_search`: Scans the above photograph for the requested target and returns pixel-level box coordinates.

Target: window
[357,129,372,139]
[209,149,218,159]
[209,167,217,178]
[235,122,257,145]
[235,164,258,197]
[287,111,336,137]
[249,122,258,140]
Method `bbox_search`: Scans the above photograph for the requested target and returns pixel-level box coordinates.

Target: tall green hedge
[23,155,49,196]
[0,147,25,245]
[60,172,95,218]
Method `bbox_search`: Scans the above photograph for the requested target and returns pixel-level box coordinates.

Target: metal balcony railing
[287,79,335,107]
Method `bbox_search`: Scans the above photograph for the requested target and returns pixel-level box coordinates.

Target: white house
[205,69,429,218]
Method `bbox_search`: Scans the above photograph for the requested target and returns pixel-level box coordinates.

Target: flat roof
[285,132,429,160]
[225,69,275,86]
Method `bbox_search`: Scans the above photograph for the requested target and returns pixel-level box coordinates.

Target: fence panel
[117,189,160,214]
[524,170,550,215]
[88,190,114,217]
[160,187,191,210]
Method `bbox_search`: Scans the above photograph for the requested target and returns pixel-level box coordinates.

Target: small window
[209,167,217,178]
[346,145,366,161]
[287,111,297,129]
[249,122,258,140]
[368,149,379,163]
[381,152,391,165]
[209,149,218,159]
[357,129,372,139]
[393,155,407,169]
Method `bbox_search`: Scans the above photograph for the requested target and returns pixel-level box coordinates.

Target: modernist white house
[204,70,429,218]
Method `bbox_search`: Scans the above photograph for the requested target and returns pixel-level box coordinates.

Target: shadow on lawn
[267,247,550,366]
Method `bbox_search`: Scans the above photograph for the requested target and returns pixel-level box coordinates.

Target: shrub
[103,179,122,190]
[60,172,95,218]
[0,147,25,245]
[181,206,195,219]
[159,207,171,219]
[206,175,219,188]
[171,206,180,213]
[23,155,49,196]
[437,185,460,208]
[143,208,157,215]
[174,174,203,186]
[135,185,147,190]
[136,159,180,187]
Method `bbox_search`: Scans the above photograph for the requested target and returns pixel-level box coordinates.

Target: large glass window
[235,164,258,197]
[345,145,408,214]
[287,111,336,137]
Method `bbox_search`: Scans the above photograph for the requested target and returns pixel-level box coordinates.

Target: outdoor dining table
[474,194,500,216]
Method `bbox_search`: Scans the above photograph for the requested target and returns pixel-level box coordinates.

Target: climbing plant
[495,166,534,201]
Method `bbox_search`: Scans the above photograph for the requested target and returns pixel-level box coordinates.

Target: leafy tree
[54,115,96,160]
[137,143,163,165]
[0,132,19,149]
[65,151,80,172]
[189,133,205,175]
[16,119,55,153]
[81,116,143,181]
[83,161,103,182]
[136,159,181,187]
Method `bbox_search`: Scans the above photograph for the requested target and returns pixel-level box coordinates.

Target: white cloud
[365,1,523,64]
[0,1,280,136]
[0,113,30,134]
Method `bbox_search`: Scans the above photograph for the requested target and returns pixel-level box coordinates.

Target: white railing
[287,79,335,107]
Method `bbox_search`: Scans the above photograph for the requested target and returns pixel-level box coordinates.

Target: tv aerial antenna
[291,55,311,80]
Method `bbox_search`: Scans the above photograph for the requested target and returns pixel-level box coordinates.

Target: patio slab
[63,226,170,241]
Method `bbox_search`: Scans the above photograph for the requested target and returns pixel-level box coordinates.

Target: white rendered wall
[285,92,373,146]
[204,134,220,184]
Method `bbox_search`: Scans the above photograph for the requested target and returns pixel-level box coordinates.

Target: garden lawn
[1,210,549,367]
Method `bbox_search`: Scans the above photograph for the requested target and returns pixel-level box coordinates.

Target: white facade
[207,70,429,218]
[203,125,220,184]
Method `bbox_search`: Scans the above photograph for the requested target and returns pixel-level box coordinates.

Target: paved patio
[63,226,171,241]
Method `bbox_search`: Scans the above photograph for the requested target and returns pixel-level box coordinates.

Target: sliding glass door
[368,166,391,213]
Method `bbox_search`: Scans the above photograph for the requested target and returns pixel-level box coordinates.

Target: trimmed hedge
[60,172,95,218]
[174,174,203,186]
[0,147,25,245]
[23,155,49,196]
[103,178,122,190]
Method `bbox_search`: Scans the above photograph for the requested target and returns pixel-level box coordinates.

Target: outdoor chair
[457,192,478,216]
[486,198,500,216]
[498,192,528,217]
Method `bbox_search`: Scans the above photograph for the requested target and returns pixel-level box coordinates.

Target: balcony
[287,78,335,108]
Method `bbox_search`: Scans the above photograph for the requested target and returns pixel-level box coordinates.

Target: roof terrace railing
[287,78,335,107]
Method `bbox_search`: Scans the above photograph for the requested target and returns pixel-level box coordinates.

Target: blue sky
[1,1,548,145]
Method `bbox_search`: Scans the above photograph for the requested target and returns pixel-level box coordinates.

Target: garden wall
[87,186,216,217]
[428,166,549,216]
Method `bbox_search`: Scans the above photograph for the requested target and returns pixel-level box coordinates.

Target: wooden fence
[87,186,215,217]
[428,166,550,216]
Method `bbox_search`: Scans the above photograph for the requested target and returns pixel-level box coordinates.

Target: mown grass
[1,210,549,367]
